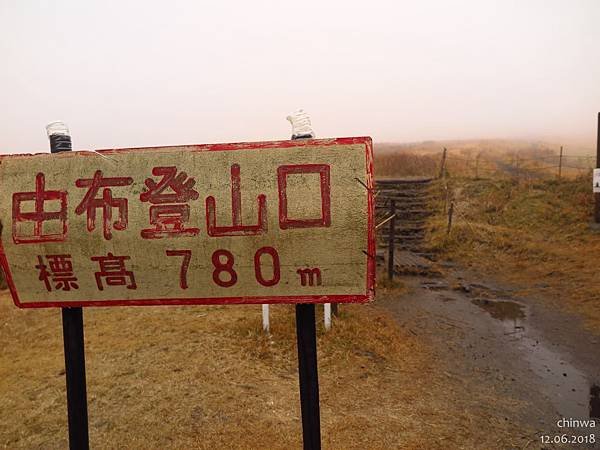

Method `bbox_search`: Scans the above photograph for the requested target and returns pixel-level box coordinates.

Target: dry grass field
[375,140,600,331]
[426,174,600,331]
[376,139,594,180]
[0,283,530,449]
[2,138,593,449]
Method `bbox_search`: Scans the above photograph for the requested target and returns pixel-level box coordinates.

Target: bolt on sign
[0,137,375,308]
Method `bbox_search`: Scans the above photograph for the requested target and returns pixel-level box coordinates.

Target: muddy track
[381,269,600,449]
[375,177,600,449]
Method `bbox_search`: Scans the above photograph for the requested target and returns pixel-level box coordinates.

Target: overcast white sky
[1,0,598,154]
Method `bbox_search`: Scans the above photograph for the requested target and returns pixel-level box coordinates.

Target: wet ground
[379,266,600,449]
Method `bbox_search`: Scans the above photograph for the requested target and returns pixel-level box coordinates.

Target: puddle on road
[471,298,525,321]
[469,297,591,418]
[416,276,596,419]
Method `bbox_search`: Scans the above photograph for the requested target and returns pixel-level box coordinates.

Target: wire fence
[375,146,596,181]
[436,147,597,239]
[374,146,598,265]
[443,148,595,181]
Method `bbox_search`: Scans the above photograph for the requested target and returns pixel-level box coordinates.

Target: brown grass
[0,289,530,449]
[375,139,594,180]
[375,140,599,330]
[426,175,600,331]
[375,152,439,178]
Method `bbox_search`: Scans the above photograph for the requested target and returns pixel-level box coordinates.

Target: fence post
[558,146,563,179]
[387,200,396,281]
[439,148,447,179]
[443,183,449,214]
[262,304,270,333]
[475,153,480,179]
[331,303,338,317]
[447,202,454,236]
[595,113,600,223]
[324,304,331,331]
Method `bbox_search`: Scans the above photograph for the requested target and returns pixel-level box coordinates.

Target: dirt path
[379,266,600,449]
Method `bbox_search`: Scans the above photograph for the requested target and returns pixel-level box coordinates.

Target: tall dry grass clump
[375,152,439,178]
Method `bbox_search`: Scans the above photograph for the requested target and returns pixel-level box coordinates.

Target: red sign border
[0,137,375,308]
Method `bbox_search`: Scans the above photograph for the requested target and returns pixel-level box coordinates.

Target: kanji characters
[12,173,68,244]
[75,170,133,240]
[140,166,200,239]
[277,164,331,229]
[91,252,136,290]
[206,164,267,236]
[13,164,331,248]
[35,254,79,291]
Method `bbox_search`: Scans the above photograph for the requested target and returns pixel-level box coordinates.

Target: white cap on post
[46,121,70,137]
[286,109,315,140]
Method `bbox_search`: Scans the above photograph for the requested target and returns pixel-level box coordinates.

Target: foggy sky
[1,0,598,154]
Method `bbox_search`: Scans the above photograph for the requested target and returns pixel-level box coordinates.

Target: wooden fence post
[595,113,600,223]
[387,200,396,281]
[558,146,563,179]
[439,148,447,179]
[330,303,339,317]
[447,202,455,236]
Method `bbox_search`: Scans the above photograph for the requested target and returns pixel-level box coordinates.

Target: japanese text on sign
[0,137,374,308]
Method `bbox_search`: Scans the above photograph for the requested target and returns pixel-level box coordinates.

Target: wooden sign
[0,137,375,308]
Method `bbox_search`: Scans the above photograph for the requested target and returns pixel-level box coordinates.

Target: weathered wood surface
[0,137,375,308]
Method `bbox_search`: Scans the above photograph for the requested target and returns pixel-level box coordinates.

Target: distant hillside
[374,139,595,178]
[375,139,595,157]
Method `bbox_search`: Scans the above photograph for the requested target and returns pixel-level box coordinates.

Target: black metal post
[295,304,321,450]
[48,122,90,450]
[62,308,89,450]
[289,126,321,450]
[595,113,600,224]
[387,200,396,281]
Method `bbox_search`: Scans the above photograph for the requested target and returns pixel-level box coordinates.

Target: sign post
[47,122,90,450]
[0,136,374,447]
[288,114,322,449]
[61,307,89,450]
[296,302,321,449]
